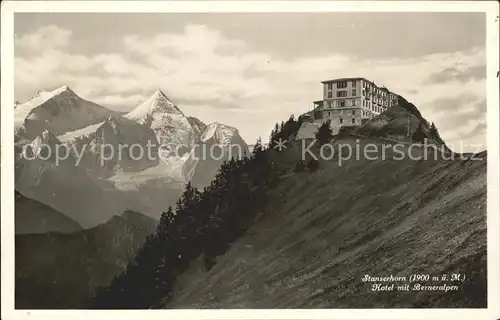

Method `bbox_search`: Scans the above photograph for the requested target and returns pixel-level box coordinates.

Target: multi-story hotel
[310,77,399,131]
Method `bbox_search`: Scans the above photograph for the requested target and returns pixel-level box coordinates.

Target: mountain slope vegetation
[168,137,486,308]
[90,106,487,309]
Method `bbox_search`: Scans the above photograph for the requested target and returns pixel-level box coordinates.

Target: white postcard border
[1,1,499,320]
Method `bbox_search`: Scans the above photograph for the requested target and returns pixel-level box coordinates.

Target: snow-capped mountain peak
[49,85,74,96]
[182,121,249,188]
[38,85,74,98]
[201,122,243,146]
[125,90,197,154]
[126,89,184,120]
[15,86,118,139]
[15,86,76,127]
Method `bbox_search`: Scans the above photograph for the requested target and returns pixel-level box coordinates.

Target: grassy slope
[15,211,157,309]
[167,137,486,308]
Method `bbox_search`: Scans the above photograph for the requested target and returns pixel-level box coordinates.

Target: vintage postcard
[1,1,499,319]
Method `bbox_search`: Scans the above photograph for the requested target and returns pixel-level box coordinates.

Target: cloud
[15,25,72,50]
[91,93,147,108]
[14,24,487,152]
[429,94,481,113]
[430,96,486,151]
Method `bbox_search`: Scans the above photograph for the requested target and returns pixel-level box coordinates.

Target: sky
[14,13,487,152]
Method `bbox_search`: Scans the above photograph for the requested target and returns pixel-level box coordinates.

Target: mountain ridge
[15,190,83,235]
[183,121,250,188]
[15,209,158,308]
[15,85,119,139]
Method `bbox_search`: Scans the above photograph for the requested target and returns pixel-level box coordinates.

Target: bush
[306,159,319,172]
[315,120,333,145]
[412,122,426,143]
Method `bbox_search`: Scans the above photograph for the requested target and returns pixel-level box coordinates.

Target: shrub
[315,120,333,145]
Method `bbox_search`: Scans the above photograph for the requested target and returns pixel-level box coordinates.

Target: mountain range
[14,86,249,229]
[16,209,158,308]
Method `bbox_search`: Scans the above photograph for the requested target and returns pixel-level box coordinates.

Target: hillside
[15,210,158,308]
[167,137,486,308]
[90,104,486,309]
[353,96,449,150]
[15,190,82,234]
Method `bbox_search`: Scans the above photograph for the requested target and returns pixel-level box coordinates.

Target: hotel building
[311,77,399,130]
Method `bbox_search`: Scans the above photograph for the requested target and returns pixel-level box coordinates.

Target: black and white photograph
[1,1,499,319]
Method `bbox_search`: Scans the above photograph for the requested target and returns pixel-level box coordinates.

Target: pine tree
[269,122,280,148]
[159,206,175,228]
[429,122,442,140]
[92,123,281,309]
[412,122,426,143]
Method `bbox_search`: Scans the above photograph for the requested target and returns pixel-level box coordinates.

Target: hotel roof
[320,77,367,84]
[321,77,397,94]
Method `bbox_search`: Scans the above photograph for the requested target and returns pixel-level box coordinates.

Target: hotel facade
[311,77,399,130]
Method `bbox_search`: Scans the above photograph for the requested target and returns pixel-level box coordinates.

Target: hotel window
[327,91,332,98]
[337,81,348,88]
[351,118,356,124]
[339,118,344,124]
[352,110,355,116]
[337,91,347,97]
[327,83,333,91]
[352,89,357,96]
